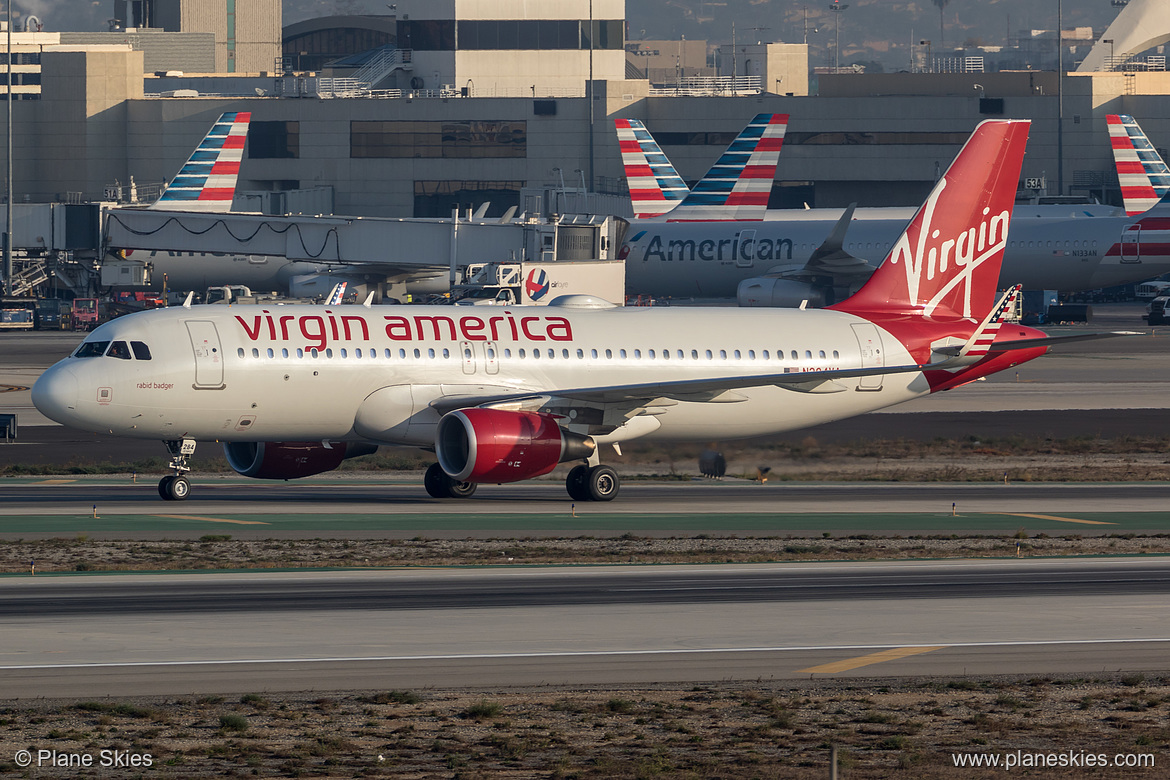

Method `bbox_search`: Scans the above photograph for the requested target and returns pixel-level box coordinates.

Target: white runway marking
[3,637,1170,671]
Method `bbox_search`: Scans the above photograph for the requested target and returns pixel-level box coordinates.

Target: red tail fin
[832,120,1030,321]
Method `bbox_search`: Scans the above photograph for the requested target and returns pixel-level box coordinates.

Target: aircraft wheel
[158,475,175,500]
[424,463,478,499]
[448,479,477,499]
[586,465,620,502]
[566,465,590,501]
[166,475,191,501]
[424,463,450,498]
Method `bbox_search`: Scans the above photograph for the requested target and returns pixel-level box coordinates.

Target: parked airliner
[34,120,1121,502]
[113,112,380,297]
[617,116,1160,304]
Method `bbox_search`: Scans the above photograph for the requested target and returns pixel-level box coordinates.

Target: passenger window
[634,349,641,359]
[252,348,260,358]
[340,348,348,358]
[267,348,274,358]
[620,349,627,359]
[819,350,826,359]
[106,341,132,360]
[130,341,152,360]
[282,348,289,358]
[236,348,245,358]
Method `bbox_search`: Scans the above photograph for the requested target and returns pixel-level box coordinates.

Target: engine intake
[224,441,378,480]
[436,409,595,483]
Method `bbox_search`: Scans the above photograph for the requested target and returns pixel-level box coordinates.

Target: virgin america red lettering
[235,310,573,351]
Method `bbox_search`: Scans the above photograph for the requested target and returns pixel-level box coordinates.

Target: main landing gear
[159,438,196,501]
[424,463,478,499]
[566,464,620,502]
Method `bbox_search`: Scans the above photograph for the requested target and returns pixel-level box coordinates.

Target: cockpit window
[106,341,132,360]
[131,341,152,360]
[74,341,110,358]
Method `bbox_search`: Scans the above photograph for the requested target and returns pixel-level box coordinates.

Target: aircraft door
[460,341,476,375]
[186,320,225,389]
[736,230,756,268]
[850,322,884,391]
[1121,226,1141,264]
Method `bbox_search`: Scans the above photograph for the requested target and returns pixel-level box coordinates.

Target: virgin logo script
[888,178,1011,319]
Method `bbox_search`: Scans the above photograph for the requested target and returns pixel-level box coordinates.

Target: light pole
[1057,0,1063,196]
[829,2,848,72]
[4,0,13,296]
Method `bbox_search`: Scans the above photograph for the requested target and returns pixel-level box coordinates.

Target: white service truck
[452,260,625,306]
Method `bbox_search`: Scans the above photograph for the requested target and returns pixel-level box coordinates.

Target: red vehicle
[71,298,100,331]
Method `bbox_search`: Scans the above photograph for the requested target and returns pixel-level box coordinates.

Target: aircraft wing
[429,329,1140,423]
[762,203,883,284]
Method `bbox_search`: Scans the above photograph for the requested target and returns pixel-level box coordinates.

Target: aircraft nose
[32,362,80,425]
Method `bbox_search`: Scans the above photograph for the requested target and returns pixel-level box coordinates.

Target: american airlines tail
[832,120,1030,326]
[615,118,690,218]
[148,111,251,212]
[629,113,787,222]
[1107,114,1170,216]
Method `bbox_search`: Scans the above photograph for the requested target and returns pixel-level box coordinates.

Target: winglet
[149,111,251,212]
[325,282,348,305]
[615,118,690,218]
[1107,114,1170,216]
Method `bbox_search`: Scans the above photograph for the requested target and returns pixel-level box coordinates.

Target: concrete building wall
[19,45,1170,215]
[59,31,216,73]
[32,50,144,203]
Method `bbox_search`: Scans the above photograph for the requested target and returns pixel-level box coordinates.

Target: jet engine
[224,441,378,480]
[737,277,828,308]
[436,409,595,483]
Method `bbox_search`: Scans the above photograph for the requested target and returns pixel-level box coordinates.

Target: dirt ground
[1,676,1165,778]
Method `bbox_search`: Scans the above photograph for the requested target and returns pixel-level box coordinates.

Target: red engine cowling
[436,409,594,483]
[224,441,378,480]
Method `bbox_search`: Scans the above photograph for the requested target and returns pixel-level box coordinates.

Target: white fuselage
[623,210,1169,297]
[33,302,930,448]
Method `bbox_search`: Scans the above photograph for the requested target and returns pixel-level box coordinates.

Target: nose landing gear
[159,438,196,501]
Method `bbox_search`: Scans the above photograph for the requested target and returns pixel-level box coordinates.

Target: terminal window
[352,121,526,159]
[250,121,300,159]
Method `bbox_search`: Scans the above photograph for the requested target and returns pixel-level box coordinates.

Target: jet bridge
[102,207,626,296]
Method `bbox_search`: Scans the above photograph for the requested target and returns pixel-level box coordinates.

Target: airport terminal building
[3,1,1170,225]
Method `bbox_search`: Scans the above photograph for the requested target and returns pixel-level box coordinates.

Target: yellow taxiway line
[995,512,1115,526]
[797,645,946,674]
[154,515,270,526]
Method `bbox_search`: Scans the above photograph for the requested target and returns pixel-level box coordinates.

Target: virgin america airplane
[34,120,1113,502]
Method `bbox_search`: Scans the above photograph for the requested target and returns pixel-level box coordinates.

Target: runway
[2,559,1168,697]
[1,479,1168,537]
[2,310,1170,697]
